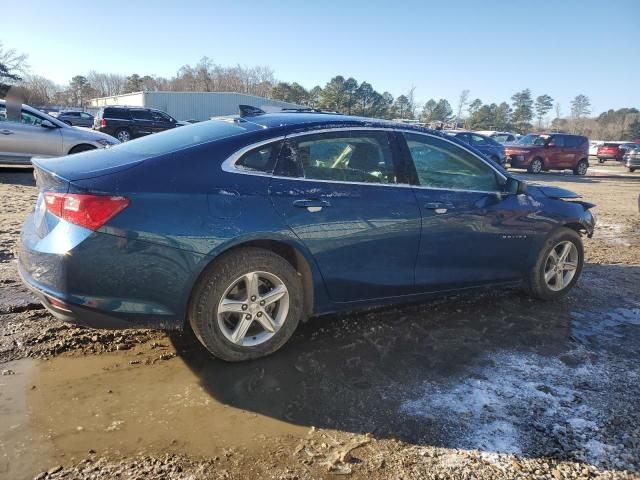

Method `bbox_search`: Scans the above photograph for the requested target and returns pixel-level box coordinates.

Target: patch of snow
[400,350,610,464]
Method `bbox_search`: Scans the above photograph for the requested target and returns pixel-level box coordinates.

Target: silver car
[0,100,119,165]
[57,110,95,128]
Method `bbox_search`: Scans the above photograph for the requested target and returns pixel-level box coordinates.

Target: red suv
[597,143,632,163]
[505,133,589,175]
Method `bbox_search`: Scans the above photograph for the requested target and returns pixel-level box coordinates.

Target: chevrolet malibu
[19,110,596,361]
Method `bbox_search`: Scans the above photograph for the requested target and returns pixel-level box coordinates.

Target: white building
[90,91,304,121]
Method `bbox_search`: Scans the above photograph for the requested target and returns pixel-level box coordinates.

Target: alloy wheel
[543,241,579,291]
[531,159,542,173]
[216,271,289,347]
[117,130,131,142]
[578,162,588,175]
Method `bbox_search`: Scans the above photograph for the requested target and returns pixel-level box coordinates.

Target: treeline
[1,44,638,141]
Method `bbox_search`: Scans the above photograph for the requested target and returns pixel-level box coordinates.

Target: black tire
[69,144,96,154]
[598,158,605,163]
[629,168,636,173]
[573,159,589,176]
[188,247,303,362]
[525,227,584,301]
[528,157,543,174]
[114,128,132,142]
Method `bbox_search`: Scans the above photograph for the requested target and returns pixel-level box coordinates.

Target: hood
[61,125,119,143]
[528,184,581,199]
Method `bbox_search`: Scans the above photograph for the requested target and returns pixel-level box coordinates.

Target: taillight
[100,118,107,128]
[44,193,129,230]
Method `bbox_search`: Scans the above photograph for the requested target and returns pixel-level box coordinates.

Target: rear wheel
[573,159,588,175]
[69,144,96,154]
[114,128,132,142]
[528,157,543,174]
[189,248,303,362]
[525,227,584,300]
[598,158,605,163]
[630,168,636,173]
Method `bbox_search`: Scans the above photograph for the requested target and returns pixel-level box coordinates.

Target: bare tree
[19,74,59,105]
[456,89,470,120]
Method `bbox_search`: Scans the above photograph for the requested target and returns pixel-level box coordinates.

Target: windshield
[515,134,549,146]
[110,118,262,156]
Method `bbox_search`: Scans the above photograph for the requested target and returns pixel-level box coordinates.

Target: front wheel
[525,228,584,300]
[189,248,303,362]
[630,167,636,173]
[528,157,543,174]
[573,159,588,175]
[598,158,605,164]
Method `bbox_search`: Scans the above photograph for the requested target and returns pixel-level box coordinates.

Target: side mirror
[40,120,57,129]
[505,177,528,195]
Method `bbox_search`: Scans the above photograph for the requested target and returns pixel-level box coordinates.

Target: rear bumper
[18,213,207,330]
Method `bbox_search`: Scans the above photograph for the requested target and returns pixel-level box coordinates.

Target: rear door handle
[293,199,331,212]
[0,129,14,135]
[424,202,450,214]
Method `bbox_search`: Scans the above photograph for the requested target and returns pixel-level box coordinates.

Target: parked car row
[443,130,507,167]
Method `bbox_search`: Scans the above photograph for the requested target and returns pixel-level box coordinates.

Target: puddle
[1,351,307,478]
[0,359,55,480]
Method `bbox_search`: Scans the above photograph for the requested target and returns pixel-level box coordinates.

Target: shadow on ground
[169,263,640,467]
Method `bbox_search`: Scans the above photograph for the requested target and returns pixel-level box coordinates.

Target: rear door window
[550,135,565,147]
[278,131,398,184]
[105,108,131,120]
[130,109,154,121]
[403,132,500,192]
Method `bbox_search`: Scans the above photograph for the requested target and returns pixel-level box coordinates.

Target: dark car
[93,106,179,142]
[596,142,628,163]
[622,144,640,172]
[505,133,589,174]
[444,130,507,167]
[19,110,595,361]
[57,110,95,128]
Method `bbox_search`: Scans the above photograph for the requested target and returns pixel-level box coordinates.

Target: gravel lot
[1,164,639,480]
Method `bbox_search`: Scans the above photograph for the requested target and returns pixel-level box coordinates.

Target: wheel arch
[183,235,323,328]
[68,143,97,155]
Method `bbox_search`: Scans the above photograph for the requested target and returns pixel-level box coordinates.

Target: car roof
[241,112,443,135]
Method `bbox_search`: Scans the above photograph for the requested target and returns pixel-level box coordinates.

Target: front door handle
[424,202,450,214]
[293,199,331,212]
[0,129,14,135]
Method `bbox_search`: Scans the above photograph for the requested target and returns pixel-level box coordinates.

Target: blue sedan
[444,130,507,167]
[19,110,596,361]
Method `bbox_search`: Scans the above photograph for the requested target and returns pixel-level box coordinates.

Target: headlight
[96,139,116,148]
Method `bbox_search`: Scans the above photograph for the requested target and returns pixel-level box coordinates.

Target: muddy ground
[0,164,639,480]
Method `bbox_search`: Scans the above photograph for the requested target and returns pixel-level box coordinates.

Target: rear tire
[630,168,636,173]
[598,158,605,163]
[114,128,132,142]
[573,159,588,175]
[525,227,584,300]
[528,157,543,174]
[188,247,303,362]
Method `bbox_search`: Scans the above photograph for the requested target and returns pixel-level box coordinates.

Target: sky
[2,0,639,115]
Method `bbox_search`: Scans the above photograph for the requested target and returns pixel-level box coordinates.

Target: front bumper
[507,154,531,168]
[624,157,640,168]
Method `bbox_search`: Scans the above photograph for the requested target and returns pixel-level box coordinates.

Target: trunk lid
[31,147,145,182]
